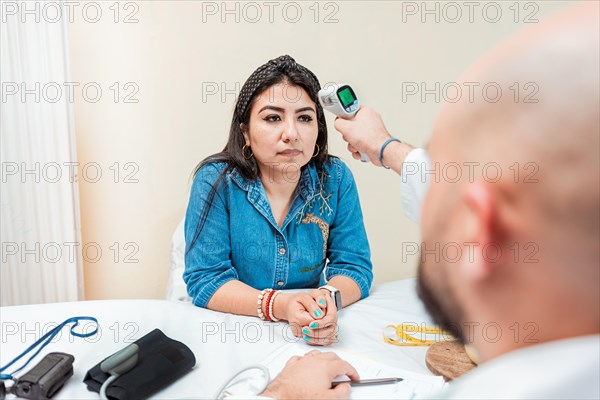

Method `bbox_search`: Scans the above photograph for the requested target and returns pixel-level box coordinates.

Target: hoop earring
[242,144,254,160]
[312,144,320,158]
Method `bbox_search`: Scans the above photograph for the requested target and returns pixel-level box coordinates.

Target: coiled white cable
[214,365,270,399]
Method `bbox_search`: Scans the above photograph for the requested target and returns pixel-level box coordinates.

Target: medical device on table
[84,329,196,400]
[318,83,369,163]
[0,316,98,400]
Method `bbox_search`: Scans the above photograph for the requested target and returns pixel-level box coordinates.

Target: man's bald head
[435,0,598,261]
[418,1,599,361]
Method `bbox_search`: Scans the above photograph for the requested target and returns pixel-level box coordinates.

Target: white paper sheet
[261,343,446,399]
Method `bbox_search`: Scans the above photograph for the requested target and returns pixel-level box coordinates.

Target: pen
[331,377,403,387]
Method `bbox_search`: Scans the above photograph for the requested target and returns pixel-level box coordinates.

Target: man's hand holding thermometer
[318,83,370,162]
[319,83,415,172]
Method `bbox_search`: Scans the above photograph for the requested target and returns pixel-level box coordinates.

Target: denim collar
[229,162,320,201]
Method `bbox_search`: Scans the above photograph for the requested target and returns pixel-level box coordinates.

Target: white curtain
[1,3,84,305]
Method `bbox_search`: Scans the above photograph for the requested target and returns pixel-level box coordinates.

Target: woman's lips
[279,149,302,156]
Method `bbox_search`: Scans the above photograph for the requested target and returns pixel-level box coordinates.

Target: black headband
[235,55,322,118]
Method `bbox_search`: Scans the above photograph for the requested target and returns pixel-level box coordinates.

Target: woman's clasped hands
[273,289,338,346]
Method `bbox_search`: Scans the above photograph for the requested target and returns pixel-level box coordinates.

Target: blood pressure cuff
[83,329,195,400]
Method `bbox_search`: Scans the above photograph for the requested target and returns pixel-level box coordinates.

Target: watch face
[333,291,342,311]
[320,286,343,310]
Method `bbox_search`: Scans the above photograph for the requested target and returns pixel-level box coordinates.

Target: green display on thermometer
[338,87,356,107]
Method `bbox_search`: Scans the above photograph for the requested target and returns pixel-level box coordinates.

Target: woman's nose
[282,120,300,142]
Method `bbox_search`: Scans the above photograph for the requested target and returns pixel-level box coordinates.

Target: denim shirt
[183,157,373,308]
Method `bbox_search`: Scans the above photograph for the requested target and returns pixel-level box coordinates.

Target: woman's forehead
[253,83,315,109]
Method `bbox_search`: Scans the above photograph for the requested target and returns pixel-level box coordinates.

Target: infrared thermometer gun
[318,83,369,162]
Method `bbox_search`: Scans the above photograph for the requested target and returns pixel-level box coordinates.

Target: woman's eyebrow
[296,106,315,113]
[258,105,285,113]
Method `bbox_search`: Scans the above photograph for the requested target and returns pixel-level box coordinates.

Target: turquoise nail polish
[303,335,310,342]
[302,327,310,335]
[318,299,326,306]
[314,309,322,317]
[310,322,318,329]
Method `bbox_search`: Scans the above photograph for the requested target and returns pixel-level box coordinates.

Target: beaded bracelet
[268,290,282,322]
[257,289,272,320]
[378,138,401,169]
[264,289,276,321]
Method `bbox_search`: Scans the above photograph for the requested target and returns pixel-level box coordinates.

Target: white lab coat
[400,148,431,223]
[435,335,600,399]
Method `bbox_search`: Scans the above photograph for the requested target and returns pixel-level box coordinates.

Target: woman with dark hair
[183,55,372,345]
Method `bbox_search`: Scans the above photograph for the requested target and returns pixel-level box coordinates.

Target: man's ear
[461,182,496,282]
[240,123,250,145]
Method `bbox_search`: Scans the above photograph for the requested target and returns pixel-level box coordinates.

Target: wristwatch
[319,285,342,311]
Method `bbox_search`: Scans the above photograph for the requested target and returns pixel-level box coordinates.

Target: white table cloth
[1,279,439,399]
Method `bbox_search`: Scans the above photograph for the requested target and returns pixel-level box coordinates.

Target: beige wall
[68,1,571,300]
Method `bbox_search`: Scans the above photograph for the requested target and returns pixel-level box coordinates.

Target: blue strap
[378,138,402,169]
[0,316,98,381]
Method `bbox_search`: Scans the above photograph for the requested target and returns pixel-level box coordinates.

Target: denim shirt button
[277,281,284,286]
[278,248,286,255]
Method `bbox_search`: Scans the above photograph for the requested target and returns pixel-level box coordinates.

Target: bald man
[258,2,599,399]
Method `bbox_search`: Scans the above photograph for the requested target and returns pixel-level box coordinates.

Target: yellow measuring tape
[383,324,453,346]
